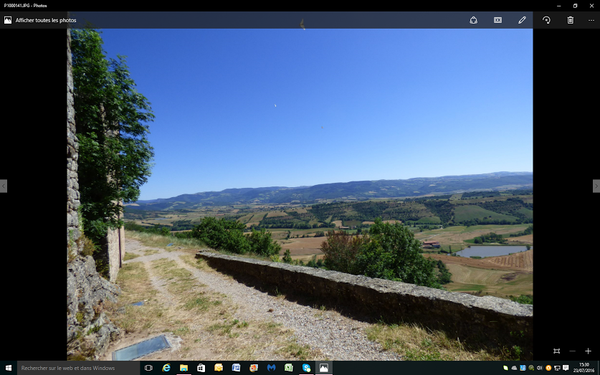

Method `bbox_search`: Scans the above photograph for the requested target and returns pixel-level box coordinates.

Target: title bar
[1,12,535,29]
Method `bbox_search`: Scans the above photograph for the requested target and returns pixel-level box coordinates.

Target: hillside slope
[129,172,532,211]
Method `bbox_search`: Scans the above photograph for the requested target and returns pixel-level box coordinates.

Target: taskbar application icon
[141,361,334,374]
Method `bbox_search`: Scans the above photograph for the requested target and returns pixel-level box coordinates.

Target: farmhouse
[422,240,440,249]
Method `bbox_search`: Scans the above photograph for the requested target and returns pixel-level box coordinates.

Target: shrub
[320,218,442,288]
[191,217,245,252]
[320,230,367,274]
[81,234,97,257]
[248,228,281,257]
[191,217,280,257]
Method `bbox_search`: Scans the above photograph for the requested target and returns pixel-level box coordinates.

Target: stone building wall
[67,28,121,360]
[106,202,125,282]
[67,26,81,260]
[100,106,126,283]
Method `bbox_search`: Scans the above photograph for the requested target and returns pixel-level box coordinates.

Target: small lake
[453,245,531,258]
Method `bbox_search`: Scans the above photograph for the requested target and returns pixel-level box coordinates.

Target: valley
[124,185,533,301]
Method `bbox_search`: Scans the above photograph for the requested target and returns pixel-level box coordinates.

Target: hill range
[128,171,532,211]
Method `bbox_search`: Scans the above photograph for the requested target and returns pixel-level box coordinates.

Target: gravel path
[123,238,402,361]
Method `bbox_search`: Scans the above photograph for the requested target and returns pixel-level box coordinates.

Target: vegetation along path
[102,235,402,361]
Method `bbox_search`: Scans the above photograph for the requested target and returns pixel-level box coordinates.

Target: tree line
[473,232,507,244]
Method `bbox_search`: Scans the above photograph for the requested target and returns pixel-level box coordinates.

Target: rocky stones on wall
[67,256,121,359]
[67,28,121,360]
[67,27,81,261]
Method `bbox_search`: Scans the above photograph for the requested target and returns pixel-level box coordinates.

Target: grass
[453,206,518,223]
[105,235,326,360]
[365,321,502,361]
[125,229,207,252]
[442,263,533,298]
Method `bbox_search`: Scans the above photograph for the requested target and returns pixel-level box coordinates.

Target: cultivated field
[414,224,532,251]
[425,250,533,298]
[125,202,533,301]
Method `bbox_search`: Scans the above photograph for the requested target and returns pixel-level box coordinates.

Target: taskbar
[0,361,597,375]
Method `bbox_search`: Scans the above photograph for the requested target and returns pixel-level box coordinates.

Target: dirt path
[102,238,401,361]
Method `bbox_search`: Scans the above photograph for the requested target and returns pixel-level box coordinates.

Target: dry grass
[365,322,502,361]
[103,238,321,360]
[125,230,206,252]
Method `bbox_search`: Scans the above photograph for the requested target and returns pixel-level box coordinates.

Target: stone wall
[67,26,81,261]
[100,105,126,283]
[196,250,533,355]
[67,28,121,360]
[105,201,125,283]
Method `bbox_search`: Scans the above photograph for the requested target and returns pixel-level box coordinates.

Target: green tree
[354,218,440,287]
[282,249,293,264]
[436,260,452,284]
[320,218,442,288]
[248,228,282,257]
[192,217,282,256]
[71,28,154,273]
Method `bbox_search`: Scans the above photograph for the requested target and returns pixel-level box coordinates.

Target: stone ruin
[66,28,122,360]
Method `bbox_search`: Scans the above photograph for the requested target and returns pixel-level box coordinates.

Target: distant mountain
[128,171,532,211]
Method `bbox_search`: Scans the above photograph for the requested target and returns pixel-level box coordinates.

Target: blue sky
[97,28,533,201]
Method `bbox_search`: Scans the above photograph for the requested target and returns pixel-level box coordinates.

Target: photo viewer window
[1,4,598,375]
